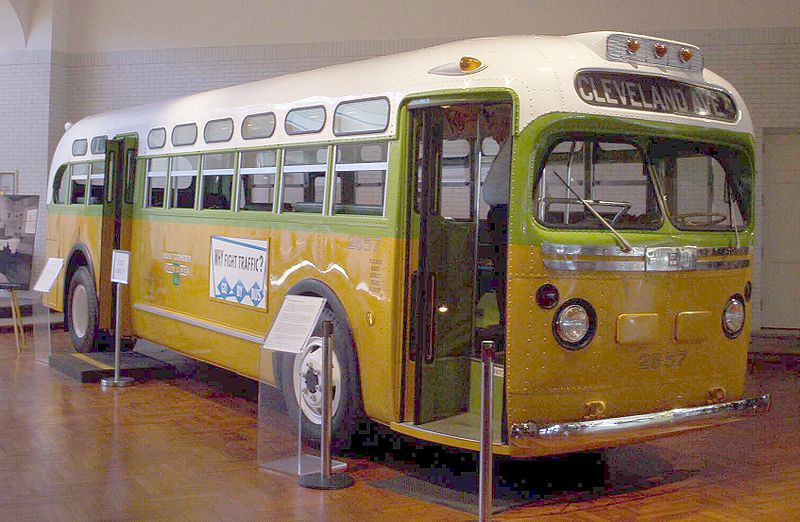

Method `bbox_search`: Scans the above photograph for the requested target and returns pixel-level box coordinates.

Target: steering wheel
[673,212,727,227]
[610,209,629,226]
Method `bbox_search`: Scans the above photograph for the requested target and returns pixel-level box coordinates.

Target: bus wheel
[280,307,363,449]
[67,266,98,353]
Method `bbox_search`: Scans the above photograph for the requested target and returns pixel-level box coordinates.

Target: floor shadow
[345,423,697,513]
[135,342,698,512]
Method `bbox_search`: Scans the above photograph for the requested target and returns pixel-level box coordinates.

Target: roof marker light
[654,43,668,59]
[680,48,694,62]
[459,56,483,72]
[626,39,640,54]
[429,57,487,76]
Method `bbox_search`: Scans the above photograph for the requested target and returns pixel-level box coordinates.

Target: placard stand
[297,320,354,489]
[32,293,53,364]
[101,250,132,387]
[31,258,65,364]
[258,296,347,481]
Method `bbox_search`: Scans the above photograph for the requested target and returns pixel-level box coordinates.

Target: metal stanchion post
[101,283,133,387]
[478,340,495,521]
[298,320,353,489]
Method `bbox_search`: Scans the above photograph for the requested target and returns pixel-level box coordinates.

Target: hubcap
[71,284,89,339]
[293,336,342,425]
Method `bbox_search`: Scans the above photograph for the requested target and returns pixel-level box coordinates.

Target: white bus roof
[50,31,753,181]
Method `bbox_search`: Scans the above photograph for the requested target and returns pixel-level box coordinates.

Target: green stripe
[134,208,401,236]
[47,204,103,216]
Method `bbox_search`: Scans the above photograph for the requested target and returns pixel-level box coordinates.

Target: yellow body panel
[129,216,404,425]
[45,211,102,309]
[505,245,749,431]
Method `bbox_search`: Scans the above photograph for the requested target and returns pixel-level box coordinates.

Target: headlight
[553,299,596,349]
[722,294,745,338]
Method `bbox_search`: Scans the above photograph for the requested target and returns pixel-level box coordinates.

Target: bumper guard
[510,394,771,440]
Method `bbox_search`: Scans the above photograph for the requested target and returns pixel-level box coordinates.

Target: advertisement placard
[209,236,268,309]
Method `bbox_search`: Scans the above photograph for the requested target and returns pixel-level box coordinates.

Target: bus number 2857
[638,351,688,370]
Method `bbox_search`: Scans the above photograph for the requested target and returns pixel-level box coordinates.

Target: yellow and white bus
[46,32,769,457]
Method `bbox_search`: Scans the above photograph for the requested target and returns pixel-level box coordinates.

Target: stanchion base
[100,376,134,387]
[298,473,354,490]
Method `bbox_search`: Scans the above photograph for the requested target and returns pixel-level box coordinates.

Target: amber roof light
[459,56,482,72]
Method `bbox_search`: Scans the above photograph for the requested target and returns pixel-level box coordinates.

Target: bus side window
[201,152,235,210]
[69,163,89,204]
[53,165,69,204]
[169,155,200,209]
[239,149,277,211]
[89,161,104,205]
[332,142,388,216]
[281,146,327,213]
[145,157,168,208]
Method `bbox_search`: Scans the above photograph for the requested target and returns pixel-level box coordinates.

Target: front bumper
[511,394,771,441]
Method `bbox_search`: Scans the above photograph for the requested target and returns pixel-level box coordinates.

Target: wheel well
[273,279,360,394]
[63,244,95,330]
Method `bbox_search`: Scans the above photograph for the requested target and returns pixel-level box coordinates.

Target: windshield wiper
[550,170,633,253]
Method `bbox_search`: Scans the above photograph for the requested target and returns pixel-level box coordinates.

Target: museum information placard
[111,250,131,284]
[263,295,326,354]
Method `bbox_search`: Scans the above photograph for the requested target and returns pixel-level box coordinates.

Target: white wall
[0,1,799,326]
[59,0,800,52]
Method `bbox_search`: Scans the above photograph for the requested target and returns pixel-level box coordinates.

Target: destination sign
[575,71,737,122]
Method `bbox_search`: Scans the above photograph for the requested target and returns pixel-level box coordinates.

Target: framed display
[0,194,39,290]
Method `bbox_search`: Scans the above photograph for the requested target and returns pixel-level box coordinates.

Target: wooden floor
[1,330,798,521]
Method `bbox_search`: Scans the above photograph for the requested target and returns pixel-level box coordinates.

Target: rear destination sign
[575,71,737,122]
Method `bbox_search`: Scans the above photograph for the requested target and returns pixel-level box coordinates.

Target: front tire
[280,306,363,449]
[67,266,98,353]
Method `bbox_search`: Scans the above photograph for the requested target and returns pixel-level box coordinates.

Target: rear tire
[280,306,363,449]
[67,266,98,353]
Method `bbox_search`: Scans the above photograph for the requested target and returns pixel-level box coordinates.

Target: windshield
[535,139,662,230]
[534,136,752,233]
[648,139,751,230]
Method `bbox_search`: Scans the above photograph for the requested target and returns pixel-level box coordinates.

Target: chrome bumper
[510,394,771,439]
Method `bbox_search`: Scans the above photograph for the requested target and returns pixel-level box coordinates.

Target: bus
[46,32,770,457]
